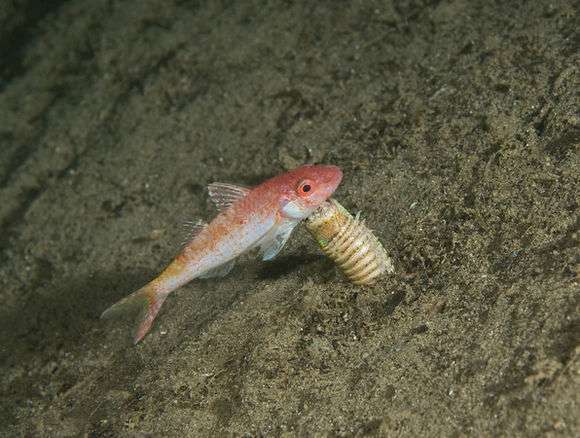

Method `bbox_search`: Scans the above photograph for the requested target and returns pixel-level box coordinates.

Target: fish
[305,198,394,285]
[101,164,343,343]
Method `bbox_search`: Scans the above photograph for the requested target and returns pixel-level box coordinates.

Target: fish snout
[318,165,343,199]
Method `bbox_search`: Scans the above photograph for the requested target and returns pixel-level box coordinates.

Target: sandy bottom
[0,1,578,436]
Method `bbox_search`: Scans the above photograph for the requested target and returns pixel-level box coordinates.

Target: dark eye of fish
[302,184,311,193]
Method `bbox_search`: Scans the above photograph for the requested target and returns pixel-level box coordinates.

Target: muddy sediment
[0,1,578,436]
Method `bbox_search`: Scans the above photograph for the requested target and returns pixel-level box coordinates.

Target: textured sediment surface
[0,1,578,436]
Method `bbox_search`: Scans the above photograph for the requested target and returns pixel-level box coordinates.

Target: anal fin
[199,259,236,279]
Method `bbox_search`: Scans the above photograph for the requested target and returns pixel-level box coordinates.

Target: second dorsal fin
[208,182,251,212]
[182,219,207,246]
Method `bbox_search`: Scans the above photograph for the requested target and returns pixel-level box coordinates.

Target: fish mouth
[305,200,334,223]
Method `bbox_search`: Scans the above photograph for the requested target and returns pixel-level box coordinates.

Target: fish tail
[101,283,168,344]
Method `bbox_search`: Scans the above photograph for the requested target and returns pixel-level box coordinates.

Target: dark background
[0,0,578,436]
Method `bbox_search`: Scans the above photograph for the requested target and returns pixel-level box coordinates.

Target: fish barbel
[101,164,342,343]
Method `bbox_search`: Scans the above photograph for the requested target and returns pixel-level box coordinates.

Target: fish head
[279,164,343,220]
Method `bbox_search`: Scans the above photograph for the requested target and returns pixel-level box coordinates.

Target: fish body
[102,164,342,343]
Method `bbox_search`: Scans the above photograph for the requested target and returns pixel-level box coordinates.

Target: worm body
[305,199,394,285]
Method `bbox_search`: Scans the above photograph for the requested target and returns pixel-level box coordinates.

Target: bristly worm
[305,198,394,285]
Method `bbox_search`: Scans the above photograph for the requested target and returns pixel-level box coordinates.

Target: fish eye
[297,180,314,196]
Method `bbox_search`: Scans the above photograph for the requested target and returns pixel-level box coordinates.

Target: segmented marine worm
[305,199,394,285]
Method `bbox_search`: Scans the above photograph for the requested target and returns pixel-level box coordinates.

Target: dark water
[1,1,578,436]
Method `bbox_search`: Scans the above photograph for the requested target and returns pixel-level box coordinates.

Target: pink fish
[102,164,343,343]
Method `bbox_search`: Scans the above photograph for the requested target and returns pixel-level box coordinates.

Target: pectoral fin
[257,221,298,261]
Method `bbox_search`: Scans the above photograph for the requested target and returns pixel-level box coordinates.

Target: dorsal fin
[208,182,251,212]
[181,219,207,246]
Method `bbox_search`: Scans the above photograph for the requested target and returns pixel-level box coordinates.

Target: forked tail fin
[101,283,168,344]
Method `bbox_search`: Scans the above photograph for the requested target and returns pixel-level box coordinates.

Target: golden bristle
[305,199,394,285]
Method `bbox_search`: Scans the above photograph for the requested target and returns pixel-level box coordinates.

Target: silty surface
[0,1,578,436]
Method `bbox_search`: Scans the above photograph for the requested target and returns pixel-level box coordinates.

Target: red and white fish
[101,164,343,343]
